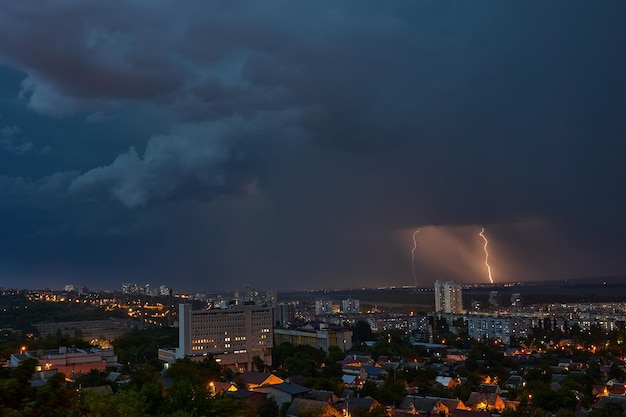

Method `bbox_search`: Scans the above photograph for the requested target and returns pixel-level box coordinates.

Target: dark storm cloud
[0,1,625,291]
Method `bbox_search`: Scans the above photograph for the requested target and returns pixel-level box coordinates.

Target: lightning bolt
[411,229,420,288]
[479,227,494,284]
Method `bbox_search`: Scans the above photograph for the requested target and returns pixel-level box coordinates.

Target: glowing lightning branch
[411,229,420,288]
[479,227,494,284]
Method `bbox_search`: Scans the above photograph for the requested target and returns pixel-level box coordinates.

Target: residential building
[275,302,296,328]
[342,298,360,314]
[467,316,535,345]
[315,299,334,315]
[434,281,463,314]
[255,382,311,407]
[489,291,501,308]
[511,293,522,308]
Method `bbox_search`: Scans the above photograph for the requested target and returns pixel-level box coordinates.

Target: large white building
[434,280,463,314]
[170,304,273,372]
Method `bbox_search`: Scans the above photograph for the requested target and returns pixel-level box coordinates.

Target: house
[452,410,491,417]
[307,389,343,405]
[592,385,608,397]
[397,396,449,416]
[255,382,311,407]
[342,374,361,387]
[437,397,469,413]
[236,371,284,389]
[465,392,506,412]
[209,381,238,394]
[107,371,130,385]
[503,400,520,411]
[446,350,467,363]
[435,376,460,389]
[477,384,500,394]
[608,383,626,396]
[233,390,268,408]
[335,396,380,416]
[343,364,386,381]
[286,398,340,417]
[558,358,572,369]
[340,355,373,366]
[362,365,387,379]
[594,395,626,410]
[505,375,526,389]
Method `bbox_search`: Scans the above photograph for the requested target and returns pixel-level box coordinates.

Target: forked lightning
[479,227,494,284]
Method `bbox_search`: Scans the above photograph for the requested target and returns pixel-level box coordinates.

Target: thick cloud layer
[0,1,625,291]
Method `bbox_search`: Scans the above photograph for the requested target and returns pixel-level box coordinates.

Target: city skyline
[0,2,625,292]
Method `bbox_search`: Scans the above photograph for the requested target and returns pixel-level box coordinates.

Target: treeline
[0,296,126,333]
[0,356,265,417]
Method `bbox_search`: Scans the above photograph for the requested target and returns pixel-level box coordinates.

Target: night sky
[0,1,625,292]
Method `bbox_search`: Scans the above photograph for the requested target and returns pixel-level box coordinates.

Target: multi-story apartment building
[342,298,360,315]
[275,302,296,328]
[173,303,273,372]
[434,281,463,314]
[315,299,335,315]
[467,316,535,344]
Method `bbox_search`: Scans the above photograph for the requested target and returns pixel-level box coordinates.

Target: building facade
[434,281,463,314]
[342,298,360,315]
[274,323,352,352]
[275,302,296,328]
[315,299,334,315]
[175,304,273,372]
[10,347,117,378]
[467,316,535,344]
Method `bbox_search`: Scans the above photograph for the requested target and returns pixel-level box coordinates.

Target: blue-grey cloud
[0,1,624,291]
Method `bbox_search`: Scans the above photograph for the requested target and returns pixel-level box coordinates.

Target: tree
[501,407,529,417]
[555,409,577,417]
[283,345,327,377]
[608,363,625,381]
[71,369,111,389]
[258,396,279,417]
[351,405,371,417]
[253,355,267,372]
[208,393,256,417]
[166,356,222,385]
[530,408,552,417]
[0,358,37,410]
[376,380,407,407]
[83,387,148,417]
[588,402,624,417]
[367,405,390,417]
[327,346,345,363]
[352,321,373,345]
